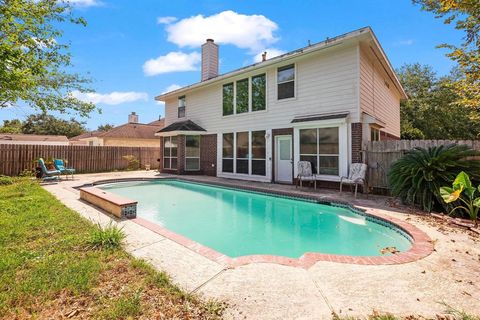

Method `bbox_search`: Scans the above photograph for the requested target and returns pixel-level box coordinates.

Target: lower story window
[222,130,266,176]
[299,127,339,175]
[370,126,380,141]
[185,135,200,170]
[163,136,177,169]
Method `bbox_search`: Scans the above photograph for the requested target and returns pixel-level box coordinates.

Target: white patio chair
[296,161,317,189]
[340,163,367,198]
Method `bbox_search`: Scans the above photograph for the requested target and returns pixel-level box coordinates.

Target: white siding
[164,44,360,132]
[359,44,401,137]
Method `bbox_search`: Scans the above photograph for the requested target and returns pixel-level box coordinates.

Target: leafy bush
[0,175,14,185]
[122,155,140,171]
[88,223,125,250]
[440,171,479,226]
[388,144,480,212]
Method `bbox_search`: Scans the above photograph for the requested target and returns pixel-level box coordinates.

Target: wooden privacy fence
[0,144,161,176]
[363,140,480,192]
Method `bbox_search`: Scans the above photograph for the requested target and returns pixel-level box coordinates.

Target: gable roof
[155,27,407,101]
[157,120,206,133]
[0,134,69,142]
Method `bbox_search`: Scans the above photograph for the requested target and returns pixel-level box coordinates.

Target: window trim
[178,95,186,118]
[184,135,200,171]
[370,126,381,141]
[163,136,178,170]
[299,127,340,176]
[221,130,266,177]
[276,63,296,101]
[222,72,267,117]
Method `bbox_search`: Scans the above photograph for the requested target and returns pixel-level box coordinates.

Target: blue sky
[1,0,464,130]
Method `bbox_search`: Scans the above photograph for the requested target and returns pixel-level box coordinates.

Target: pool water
[99,180,412,258]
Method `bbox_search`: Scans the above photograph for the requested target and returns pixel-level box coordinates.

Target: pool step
[79,186,137,219]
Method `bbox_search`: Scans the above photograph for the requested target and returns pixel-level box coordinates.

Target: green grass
[88,223,125,250]
[0,179,224,319]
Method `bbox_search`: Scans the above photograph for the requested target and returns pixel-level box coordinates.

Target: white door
[276,135,293,183]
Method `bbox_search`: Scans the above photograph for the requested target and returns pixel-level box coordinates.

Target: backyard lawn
[0,178,224,319]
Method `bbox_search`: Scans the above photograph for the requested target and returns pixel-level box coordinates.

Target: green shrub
[388,144,480,212]
[122,155,140,171]
[88,223,125,250]
[0,175,14,185]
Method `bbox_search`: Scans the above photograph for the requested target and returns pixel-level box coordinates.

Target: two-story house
[155,27,407,185]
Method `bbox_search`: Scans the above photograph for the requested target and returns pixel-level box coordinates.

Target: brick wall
[200,134,217,176]
[272,128,294,183]
[351,122,363,163]
[380,131,400,141]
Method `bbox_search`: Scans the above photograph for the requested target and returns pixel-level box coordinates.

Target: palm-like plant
[388,144,480,212]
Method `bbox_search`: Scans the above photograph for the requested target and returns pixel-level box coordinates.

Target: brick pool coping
[83,177,434,268]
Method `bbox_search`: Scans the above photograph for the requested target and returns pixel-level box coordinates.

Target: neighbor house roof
[70,119,165,141]
[155,27,407,101]
[96,123,162,139]
[0,134,69,142]
[70,131,101,141]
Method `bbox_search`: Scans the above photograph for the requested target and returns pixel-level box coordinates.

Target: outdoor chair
[54,159,75,180]
[38,158,61,182]
[296,161,317,189]
[340,163,368,198]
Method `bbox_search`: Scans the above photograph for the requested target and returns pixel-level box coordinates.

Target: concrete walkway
[42,171,480,319]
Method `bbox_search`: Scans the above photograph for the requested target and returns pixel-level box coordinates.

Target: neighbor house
[155,27,407,184]
[70,113,164,147]
[0,134,70,145]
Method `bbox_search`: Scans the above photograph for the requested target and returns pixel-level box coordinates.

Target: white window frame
[370,126,381,141]
[184,135,200,171]
[178,95,186,118]
[299,127,340,176]
[222,73,267,117]
[163,136,178,170]
[220,130,267,177]
[276,63,296,101]
[293,119,348,181]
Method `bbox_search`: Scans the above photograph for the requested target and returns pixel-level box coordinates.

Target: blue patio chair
[54,159,76,180]
[38,158,61,182]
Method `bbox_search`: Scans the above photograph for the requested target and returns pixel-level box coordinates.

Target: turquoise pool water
[99,180,412,258]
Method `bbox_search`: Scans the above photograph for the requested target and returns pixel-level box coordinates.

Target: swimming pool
[99,179,412,259]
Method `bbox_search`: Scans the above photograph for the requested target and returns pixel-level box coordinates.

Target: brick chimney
[201,39,219,81]
[128,112,139,123]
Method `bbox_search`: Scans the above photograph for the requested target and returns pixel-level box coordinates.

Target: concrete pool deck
[43,171,480,319]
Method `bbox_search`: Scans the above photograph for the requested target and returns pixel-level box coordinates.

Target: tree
[0,119,23,133]
[413,0,480,110]
[97,124,114,132]
[0,0,96,116]
[397,63,480,139]
[22,113,86,138]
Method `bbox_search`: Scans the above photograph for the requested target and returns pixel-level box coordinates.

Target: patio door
[275,135,293,183]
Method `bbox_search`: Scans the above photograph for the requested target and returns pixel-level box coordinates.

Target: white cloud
[157,16,177,24]
[67,0,101,7]
[143,51,201,76]
[253,48,286,63]
[71,91,148,105]
[165,10,279,51]
[394,39,414,46]
[162,84,182,94]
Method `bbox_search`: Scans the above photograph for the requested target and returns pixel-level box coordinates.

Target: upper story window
[178,96,186,118]
[222,73,266,116]
[223,83,234,116]
[252,74,266,111]
[236,78,249,114]
[277,64,295,100]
